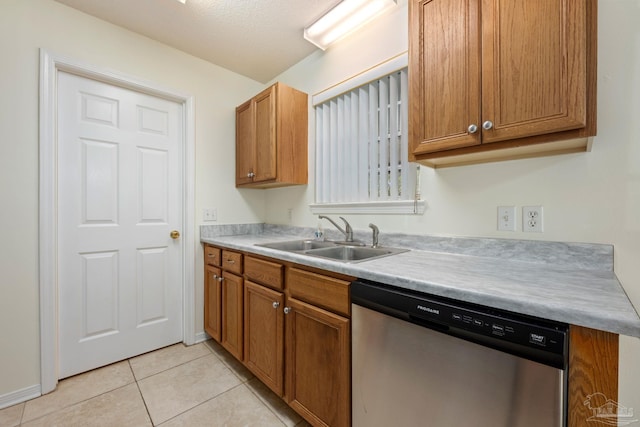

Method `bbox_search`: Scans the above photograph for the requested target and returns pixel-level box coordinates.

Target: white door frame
[39,49,196,394]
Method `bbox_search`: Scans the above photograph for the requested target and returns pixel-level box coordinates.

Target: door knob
[170,230,180,239]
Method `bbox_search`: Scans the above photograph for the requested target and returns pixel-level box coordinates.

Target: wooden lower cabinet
[285,297,350,427]
[244,280,285,395]
[204,265,222,342]
[221,271,244,360]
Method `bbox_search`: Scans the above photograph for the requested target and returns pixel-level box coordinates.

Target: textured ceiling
[54,0,341,83]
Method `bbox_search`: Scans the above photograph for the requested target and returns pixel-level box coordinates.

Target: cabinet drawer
[245,256,283,290]
[287,268,350,317]
[222,250,243,275]
[205,245,221,266]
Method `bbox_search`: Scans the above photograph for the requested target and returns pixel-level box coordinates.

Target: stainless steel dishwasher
[351,279,568,427]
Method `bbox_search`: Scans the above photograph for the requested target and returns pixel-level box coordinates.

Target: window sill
[309,200,426,215]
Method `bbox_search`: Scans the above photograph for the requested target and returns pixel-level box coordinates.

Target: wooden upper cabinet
[409,0,481,153]
[235,100,255,186]
[409,0,597,167]
[235,82,308,188]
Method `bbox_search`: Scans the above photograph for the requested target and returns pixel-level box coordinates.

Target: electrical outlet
[203,208,217,222]
[522,206,543,232]
[497,206,516,231]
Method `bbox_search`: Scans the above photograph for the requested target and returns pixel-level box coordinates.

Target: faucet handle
[338,216,352,231]
[339,217,354,241]
[369,223,379,248]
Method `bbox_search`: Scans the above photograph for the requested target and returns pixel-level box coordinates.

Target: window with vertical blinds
[310,55,424,215]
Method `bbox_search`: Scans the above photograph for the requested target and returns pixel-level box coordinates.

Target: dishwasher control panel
[351,279,568,369]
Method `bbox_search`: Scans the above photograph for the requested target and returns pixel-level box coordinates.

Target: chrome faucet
[318,215,354,243]
[369,223,379,248]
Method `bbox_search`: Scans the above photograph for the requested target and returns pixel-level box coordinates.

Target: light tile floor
[0,340,311,427]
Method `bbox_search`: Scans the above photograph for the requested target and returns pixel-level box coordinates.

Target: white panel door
[57,71,183,379]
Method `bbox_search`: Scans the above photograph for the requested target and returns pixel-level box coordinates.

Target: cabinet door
[221,271,243,360]
[481,0,588,143]
[204,265,222,342]
[253,85,277,183]
[236,99,255,186]
[409,0,481,156]
[285,297,350,427]
[244,280,285,396]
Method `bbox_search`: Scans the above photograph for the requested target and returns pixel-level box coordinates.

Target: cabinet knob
[468,124,478,134]
[272,301,280,309]
[247,172,255,178]
[482,120,494,130]
[284,307,291,314]
[213,274,218,279]
[218,276,224,283]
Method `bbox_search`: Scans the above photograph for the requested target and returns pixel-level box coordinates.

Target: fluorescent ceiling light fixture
[304,0,397,50]
[175,0,186,3]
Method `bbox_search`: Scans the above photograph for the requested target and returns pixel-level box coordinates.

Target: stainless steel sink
[257,239,336,251]
[302,245,407,262]
[256,239,408,263]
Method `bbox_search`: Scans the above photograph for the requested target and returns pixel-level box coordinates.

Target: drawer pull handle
[226,259,235,264]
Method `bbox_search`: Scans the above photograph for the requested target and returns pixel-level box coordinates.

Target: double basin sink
[256,239,408,263]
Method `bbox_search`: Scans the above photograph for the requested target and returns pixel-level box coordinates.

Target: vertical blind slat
[399,69,414,198]
[368,82,379,200]
[322,104,331,203]
[389,72,399,199]
[315,106,323,203]
[358,87,369,201]
[378,77,389,201]
[329,99,338,202]
[336,96,344,202]
[349,92,359,201]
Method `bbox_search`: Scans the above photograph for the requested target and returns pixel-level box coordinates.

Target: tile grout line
[129,359,155,427]
[242,380,290,427]
[132,350,217,382]
[18,381,136,426]
[154,382,249,427]
[18,401,25,427]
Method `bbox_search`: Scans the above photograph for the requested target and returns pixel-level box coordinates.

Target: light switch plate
[497,206,516,231]
[203,208,217,222]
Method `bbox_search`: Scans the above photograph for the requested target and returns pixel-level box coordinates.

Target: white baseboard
[0,384,41,410]
[194,331,210,344]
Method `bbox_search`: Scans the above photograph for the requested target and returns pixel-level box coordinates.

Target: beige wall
[268,0,640,414]
[1,0,638,417]
[0,0,265,399]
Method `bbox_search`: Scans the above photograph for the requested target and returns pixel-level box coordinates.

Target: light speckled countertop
[201,224,640,338]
